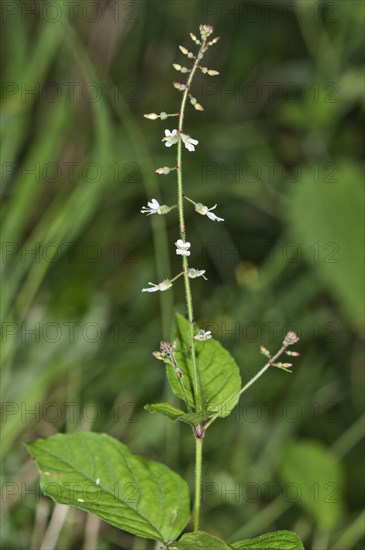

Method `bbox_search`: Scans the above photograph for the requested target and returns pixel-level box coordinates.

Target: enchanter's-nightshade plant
[26,25,304,550]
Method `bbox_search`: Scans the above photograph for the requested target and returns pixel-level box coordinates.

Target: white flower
[181,133,199,152]
[175,239,191,256]
[162,129,179,147]
[194,330,212,341]
[188,268,207,280]
[195,202,224,222]
[142,280,173,292]
[141,199,171,216]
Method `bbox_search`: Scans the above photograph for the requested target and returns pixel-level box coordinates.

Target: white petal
[142,283,158,292]
[148,199,159,209]
[207,212,224,222]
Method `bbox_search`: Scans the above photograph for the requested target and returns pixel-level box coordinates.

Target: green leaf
[144,403,185,421]
[172,531,230,549]
[278,440,343,529]
[167,314,241,416]
[231,530,304,549]
[26,432,190,542]
[286,161,364,330]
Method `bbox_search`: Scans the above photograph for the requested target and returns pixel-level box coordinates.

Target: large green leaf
[279,440,343,529]
[26,432,190,542]
[231,530,304,549]
[286,161,364,330]
[167,314,241,416]
[172,531,231,549]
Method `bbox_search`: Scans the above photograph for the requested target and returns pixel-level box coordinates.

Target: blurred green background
[1,0,364,548]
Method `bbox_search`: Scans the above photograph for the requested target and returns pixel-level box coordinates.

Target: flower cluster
[259,332,300,373]
[141,25,223,297]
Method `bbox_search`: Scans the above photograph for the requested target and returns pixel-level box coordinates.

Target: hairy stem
[194,436,203,532]
[176,47,205,412]
[176,40,209,534]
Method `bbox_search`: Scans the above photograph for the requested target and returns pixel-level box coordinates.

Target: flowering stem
[204,343,288,430]
[176,41,208,535]
[176,46,205,413]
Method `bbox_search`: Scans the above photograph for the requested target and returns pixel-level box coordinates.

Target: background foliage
[1,1,364,548]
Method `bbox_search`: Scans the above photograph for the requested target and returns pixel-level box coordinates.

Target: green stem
[176,46,205,412]
[176,40,209,534]
[194,436,203,532]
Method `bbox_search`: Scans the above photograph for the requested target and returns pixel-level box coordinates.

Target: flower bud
[260,345,271,358]
[273,362,292,371]
[173,82,186,91]
[155,166,174,175]
[190,32,201,45]
[199,24,214,41]
[173,63,182,71]
[189,96,204,111]
[207,69,220,76]
[179,45,188,55]
[208,36,220,46]
[152,351,165,361]
[283,331,300,347]
[144,113,159,120]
